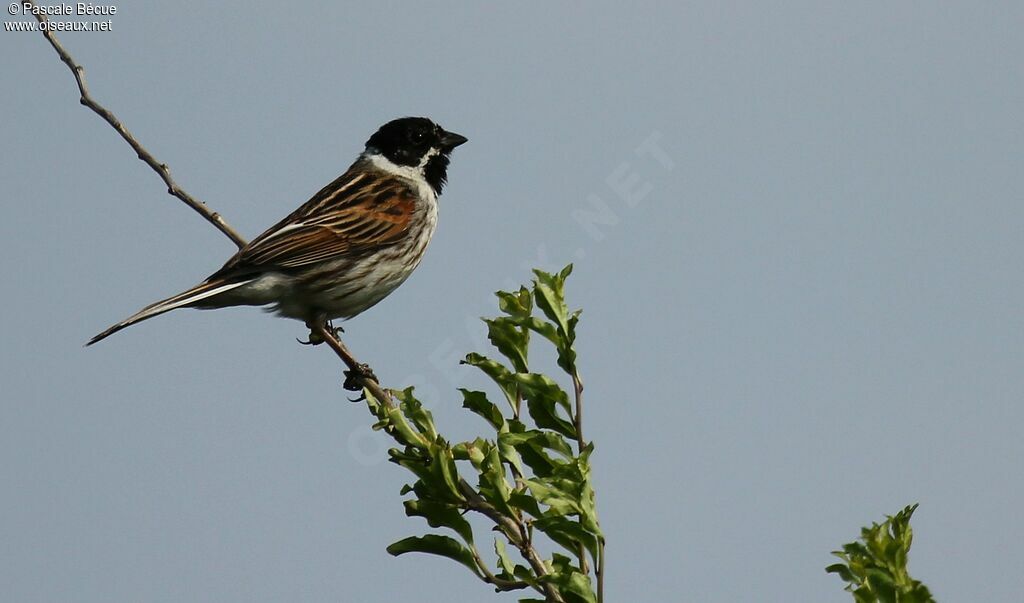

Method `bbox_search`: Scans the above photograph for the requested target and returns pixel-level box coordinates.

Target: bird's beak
[439,130,468,150]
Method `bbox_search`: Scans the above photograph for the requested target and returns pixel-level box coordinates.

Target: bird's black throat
[422,152,452,195]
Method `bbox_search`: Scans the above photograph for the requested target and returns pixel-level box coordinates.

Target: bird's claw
[298,320,344,345]
[343,363,378,400]
[296,335,320,345]
[297,324,325,345]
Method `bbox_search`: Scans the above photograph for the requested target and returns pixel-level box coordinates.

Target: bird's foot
[343,362,378,400]
[297,319,344,345]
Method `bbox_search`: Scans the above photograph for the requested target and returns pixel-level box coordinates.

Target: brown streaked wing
[217,175,417,273]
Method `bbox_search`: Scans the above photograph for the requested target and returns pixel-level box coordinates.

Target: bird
[87,116,467,346]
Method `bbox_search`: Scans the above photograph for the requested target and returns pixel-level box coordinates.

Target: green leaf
[549,552,575,573]
[394,387,438,440]
[532,265,573,339]
[826,563,857,583]
[523,399,576,441]
[478,445,515,516]
[403,500,474,544]
[514,372,576,438]
[429,443,465,503]
[496,431,527,478]
[562,572,597,603]
[363,387,384,416]
[462,352,518,410]
[387,534,481,578]
[531,264,580,375]
[508,491,544,518]
[508,316,560,346]
[465,438,487,469]
[522,478,580,516]
[508,439,561,478]
[494,538,516,578]
[533,515,600,561]
[460,389,506,431]
[513,373,572,413]
[383,405,429,449]
[555,310,582,374]
[574,447,601,536]
[513,564,535,582]
[543,564,597,603]
[496,286,533,319]
[501,430,574,458]
[393,444,463,504]
[450,441,471,460]
[485,317,530,373]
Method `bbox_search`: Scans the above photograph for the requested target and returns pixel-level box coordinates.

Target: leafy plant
[827,504,936,603]
[363,265,603,603]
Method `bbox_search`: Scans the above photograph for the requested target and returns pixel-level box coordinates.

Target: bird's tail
[86,279,251,346]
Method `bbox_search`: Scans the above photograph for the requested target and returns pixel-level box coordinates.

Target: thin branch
[570,369,590,575]
[28,2,247,249]
[596,537,605,603]
[458,481,565,603]
[468,542,530,592]
[572,370,585,450]
[312,323,394,407]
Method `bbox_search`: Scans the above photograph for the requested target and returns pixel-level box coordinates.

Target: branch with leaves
[827,504,936,603]
[32,13,604,603]
[372,266,604,602]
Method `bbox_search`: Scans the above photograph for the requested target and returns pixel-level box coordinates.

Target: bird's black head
[365,117,468,194]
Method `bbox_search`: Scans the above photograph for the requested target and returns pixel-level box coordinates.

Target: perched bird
[88,117,467,346]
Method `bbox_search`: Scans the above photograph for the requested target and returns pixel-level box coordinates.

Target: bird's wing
[216,169,419,275]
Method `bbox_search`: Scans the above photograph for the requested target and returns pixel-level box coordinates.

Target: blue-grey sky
[3,2,1022,601]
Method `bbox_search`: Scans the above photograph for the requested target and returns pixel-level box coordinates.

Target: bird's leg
[297,315,343,345]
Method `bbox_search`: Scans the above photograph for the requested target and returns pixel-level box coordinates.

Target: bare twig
[28,2,247,249]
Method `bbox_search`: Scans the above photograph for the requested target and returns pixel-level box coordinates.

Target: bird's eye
[410,130,427,144]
